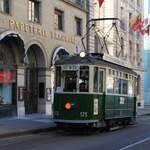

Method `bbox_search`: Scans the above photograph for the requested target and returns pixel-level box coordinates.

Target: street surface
[0,116,150,150]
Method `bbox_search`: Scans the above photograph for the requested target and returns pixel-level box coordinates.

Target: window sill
[0,11,12,17]
[54,28,65,33]
[61,0,87,12]
[28,20,42,26]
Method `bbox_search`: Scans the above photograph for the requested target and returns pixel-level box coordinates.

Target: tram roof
[55,55,137,75]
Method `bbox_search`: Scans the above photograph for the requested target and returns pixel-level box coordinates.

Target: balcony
[62,0,87,10]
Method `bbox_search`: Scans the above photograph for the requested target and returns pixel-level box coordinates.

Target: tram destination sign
[62,65,79,71]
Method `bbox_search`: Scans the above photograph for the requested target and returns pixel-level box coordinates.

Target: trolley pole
[83,17,120,53]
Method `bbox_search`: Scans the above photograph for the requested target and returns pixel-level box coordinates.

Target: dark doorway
[25,46,38,114]
[24,44,46,114]
[25,67,38,114]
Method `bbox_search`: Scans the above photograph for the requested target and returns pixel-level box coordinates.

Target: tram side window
[122,79,128,94]
[63,71,77,92]
[134,77,137,95]
[94,67,98,92]
[107,76,127,94]
[55,67,62,92]
[137,75,141,95]
[128,80,134,96]
[79,66,89,92]
[56,67,61,86]
[94,67,104,93]
[99,70,103,93]
[114,78,121,94]
[107,76,114,93]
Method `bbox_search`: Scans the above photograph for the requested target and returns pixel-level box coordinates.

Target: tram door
[94,67,104,93]
[25,66,38,114]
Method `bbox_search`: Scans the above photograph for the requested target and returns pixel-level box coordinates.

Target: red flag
[98,0,104,7]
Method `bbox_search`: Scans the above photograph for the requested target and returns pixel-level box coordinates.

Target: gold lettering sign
[49,31,76,44]
[9,19,48,37]
[9,19,76,44]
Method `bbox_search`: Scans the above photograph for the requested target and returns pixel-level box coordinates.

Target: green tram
[53,53,137,128]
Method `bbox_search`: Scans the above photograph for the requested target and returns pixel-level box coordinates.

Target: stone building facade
[89,0,144,107]
[0,0,87,117]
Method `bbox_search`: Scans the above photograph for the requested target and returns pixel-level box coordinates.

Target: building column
[46,68,54,116]
[87,0,95,53]
[16,65,25,118]
[38,68,53,116]
[138,71,144,108]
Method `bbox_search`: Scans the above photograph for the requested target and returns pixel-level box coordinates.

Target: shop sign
[0,70,15,83]
[9,19,76,44]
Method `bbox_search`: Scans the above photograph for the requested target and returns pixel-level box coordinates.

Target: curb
[138,113,150,116]
[0,126,57,139]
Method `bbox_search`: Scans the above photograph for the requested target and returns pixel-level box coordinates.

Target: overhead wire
[92,0,142,57]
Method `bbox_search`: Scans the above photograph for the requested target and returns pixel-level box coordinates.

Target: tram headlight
[65,102,72,110]
[79,51,86,58]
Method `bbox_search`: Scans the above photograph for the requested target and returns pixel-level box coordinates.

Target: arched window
[52,47,69,66]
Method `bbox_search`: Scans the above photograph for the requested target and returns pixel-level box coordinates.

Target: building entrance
[0,31,24,118]
[25,46,38,114]
[25,67,38,114]
[25,44,46,114]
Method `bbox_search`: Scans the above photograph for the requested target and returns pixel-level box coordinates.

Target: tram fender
[92,120,106,128]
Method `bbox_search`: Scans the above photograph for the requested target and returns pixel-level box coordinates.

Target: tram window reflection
[107,75,129,95]
[128,80,133,96]
[63,71,77,92]
[99,70,103,93]
[79,66,89,92]
[94,67,98,92]
[122,79,128,94]
[55,67,61,87]
[94,67,103,93]
[114,78,121,94]
[107,76,114,93]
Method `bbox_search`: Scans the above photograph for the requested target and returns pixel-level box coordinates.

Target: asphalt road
[0,116,150,150]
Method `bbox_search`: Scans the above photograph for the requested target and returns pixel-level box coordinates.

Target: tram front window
[79,66,89,92]
[63,71,77,92]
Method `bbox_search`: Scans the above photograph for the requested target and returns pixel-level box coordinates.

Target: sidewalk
[0,114,56,139]
[137,106,150,116]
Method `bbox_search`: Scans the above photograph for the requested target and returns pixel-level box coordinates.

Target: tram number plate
[93,98,99,115]
[62,65,79,70]
[80,112,88,118]
[120,97,125,105]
